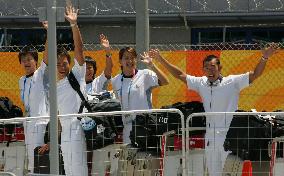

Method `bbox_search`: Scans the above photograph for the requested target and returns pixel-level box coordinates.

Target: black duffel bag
[68,71,121,150]
[130,101,205,153]
[224,110,274,161]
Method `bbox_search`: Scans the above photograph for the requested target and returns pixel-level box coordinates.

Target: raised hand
[262,43,279,59]
[140,51,153,67]
[42,21,48,30]
[100,34,110,50]
[148,49,162,61]
[65,5,79,25]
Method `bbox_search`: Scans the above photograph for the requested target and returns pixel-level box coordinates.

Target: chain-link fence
[1,43,284,112]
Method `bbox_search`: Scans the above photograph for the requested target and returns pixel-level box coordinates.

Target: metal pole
[135,0,149,69]
[47,0,59,174]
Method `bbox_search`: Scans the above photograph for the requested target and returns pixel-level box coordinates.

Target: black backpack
[224,110,274,161]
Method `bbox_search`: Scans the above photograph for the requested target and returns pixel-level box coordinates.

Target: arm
[100,34,113,79]
[65,5,84,66]
[249,44,278,83]
[140,51,169,86]
[149,49,187,84]
[42,21,48,65]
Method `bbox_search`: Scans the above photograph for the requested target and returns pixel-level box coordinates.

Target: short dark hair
[119,47,137,60]
[18,45,38,64]
[203,55,220,67]
[57,46,71,64]
[85,56,97,77]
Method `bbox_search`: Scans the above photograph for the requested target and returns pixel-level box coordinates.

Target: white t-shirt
[19,61,49,117]
[57,59,86,115]
[112,69,159,143]
[86,72,109,95]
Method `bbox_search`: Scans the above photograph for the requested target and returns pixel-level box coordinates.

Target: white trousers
[205,129,230,176]
[60,117,88,176]
[24,118,49,172]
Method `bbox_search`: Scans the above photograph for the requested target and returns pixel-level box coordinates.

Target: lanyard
[87,81,93,94]
[120,77,134,110]
[21,77,32,112]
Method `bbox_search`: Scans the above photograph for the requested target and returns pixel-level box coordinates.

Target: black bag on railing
[161,101,206,135]
[67,71,119,150]
[0,96,23,144]
[224,110,274,161]
[130,101,205,152]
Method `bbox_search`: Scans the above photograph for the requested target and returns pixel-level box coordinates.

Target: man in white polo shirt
[18,44,49,173]
[85,34,112,96]
[41,5,88,176]
[149,46,278,176]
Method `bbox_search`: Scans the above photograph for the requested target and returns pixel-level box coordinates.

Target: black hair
[203,55,221,67]
[18,45,38,64]
[119,47,137,60]
[119,47,137,71]
[85,56,97,79]
[57,46,71,64]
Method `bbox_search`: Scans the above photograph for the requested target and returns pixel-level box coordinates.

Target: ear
[218,65,222,72]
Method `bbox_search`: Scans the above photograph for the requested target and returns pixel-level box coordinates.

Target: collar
[25,72,34,78]
[86,80,93,84]
[122,69,138,78]
[207,75,223,87]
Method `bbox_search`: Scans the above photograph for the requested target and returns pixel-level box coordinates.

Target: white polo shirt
[186,73,250,128]
[112,69,159,143]
[86,72,109,95]
[19,61,49,117]
[112,69,159,111]
[57,59,86,115]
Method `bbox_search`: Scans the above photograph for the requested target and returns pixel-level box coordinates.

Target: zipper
[210,86,213,110]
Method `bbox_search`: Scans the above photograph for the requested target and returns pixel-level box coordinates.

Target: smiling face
[86,62,95,82]
[203,57,222,82]
[57,56,70,80]
[119,48,137,76]
[20,54,37,75]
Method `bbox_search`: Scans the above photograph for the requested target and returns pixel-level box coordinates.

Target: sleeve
[32,61,47,82]
[186,75,202,92]
[18,77,24,102]
[72,59,86,83]
[111,75,122,99]
[93,72,110,93]
[233,72,250,91]
[144,69,159,90]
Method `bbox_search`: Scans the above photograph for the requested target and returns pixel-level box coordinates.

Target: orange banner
[1,50,283,112]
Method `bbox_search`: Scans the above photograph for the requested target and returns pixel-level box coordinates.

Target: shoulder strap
[67,71,91,113]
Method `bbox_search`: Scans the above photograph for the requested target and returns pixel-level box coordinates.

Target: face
[203,58,222,82]
[86,62,95,82]
[120,52,137,75]
[57,56,70,80]
[20,54,37,75]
